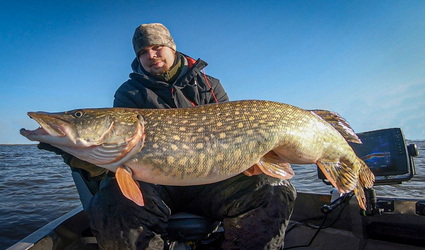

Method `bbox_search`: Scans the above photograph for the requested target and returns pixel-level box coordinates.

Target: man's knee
[220,177,296,249]
[87,177,171,249]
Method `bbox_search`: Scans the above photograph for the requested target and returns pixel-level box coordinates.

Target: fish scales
[122,100,337,185]
[131,100,288,184]
[20,100,375,209]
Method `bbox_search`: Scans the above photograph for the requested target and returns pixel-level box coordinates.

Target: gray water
[1,142,424,249]
[0,145,80,249]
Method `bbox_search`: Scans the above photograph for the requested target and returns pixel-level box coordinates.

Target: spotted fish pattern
[20,100,375,209]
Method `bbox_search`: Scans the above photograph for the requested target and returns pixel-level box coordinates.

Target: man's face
[138,45,176,76]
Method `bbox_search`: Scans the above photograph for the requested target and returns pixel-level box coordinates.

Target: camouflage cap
[132,23,176,55]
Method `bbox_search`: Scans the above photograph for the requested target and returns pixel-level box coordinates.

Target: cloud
[342,81,425,139]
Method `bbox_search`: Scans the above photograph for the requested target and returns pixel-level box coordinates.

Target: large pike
[20,100,374,209]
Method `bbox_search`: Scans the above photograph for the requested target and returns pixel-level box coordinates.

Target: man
[78,23,296,249]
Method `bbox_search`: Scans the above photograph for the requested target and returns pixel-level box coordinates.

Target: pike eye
[74,111,84,118]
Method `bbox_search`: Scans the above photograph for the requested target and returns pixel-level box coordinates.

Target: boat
[7,128,425,249]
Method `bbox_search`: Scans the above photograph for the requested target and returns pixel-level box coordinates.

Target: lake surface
[1,142,424,249]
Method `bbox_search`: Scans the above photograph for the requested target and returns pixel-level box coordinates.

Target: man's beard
[149,58,170,75]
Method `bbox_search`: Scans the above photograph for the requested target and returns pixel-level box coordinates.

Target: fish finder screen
[349,128,411,178]
[319,128,414,184]
[350,135,395,175]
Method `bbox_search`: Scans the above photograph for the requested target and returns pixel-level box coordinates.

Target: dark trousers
[88,173,296,250]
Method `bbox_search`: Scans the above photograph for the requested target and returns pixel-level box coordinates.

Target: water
[0,145,80,249]
[0,142,424,249]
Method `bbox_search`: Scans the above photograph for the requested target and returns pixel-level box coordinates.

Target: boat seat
[72,172,221,242]
[166,212,221,241]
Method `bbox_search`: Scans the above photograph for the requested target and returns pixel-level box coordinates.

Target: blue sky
[1,1,424,144]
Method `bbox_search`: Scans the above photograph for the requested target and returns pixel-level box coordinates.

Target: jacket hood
[131,57,143,73]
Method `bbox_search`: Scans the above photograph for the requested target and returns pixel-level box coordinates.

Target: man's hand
[37,142,65,155]
[69,157,107,178]
[37,142,74,165]
[37,143,107,178]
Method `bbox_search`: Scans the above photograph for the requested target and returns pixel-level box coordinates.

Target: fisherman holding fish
[40,23,297,249]
[22,21,376,249]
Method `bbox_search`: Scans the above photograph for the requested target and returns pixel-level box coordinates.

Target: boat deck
[7,192,425,249]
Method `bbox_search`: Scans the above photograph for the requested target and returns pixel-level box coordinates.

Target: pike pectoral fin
[115,166,145,206]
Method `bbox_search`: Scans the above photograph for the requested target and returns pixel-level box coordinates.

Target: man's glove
[37,142,64,154]
[69,157,107,178]
[37,143,107,178]
[38,142,73,165]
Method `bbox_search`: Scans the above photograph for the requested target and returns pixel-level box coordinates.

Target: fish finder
[318,128,418,185]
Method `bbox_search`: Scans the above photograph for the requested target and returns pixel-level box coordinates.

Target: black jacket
[113,53,229,109]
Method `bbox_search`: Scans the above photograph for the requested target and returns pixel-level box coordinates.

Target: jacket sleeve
[113,80,144,108]
[207,75,229,103]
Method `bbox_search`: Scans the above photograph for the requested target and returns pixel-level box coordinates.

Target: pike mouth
[20,112,115,148]
[20,109,146,168]
[30,112,68,137]
[20,112,67,139]
[19,127,49,137]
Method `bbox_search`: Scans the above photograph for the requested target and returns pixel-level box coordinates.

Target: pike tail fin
[115,166,145,206]
[358,158,375,189]
[317,160,357,194]
[353,159,375,210]
[318,157,375,210]
[353,184,367,210]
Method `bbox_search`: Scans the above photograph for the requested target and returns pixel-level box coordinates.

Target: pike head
[20,108,145,169]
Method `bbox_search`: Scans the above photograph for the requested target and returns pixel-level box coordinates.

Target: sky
[1,0,424,144]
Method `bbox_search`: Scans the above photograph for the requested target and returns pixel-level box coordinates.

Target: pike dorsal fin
[310,110,361,144]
